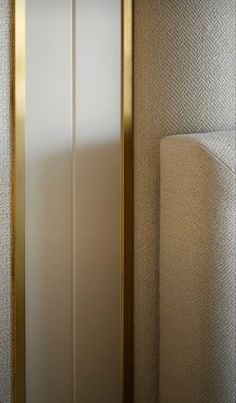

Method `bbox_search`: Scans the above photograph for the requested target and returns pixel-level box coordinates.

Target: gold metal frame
[13,0,133,402]
[121,0,133,402]
[13,0,25,402]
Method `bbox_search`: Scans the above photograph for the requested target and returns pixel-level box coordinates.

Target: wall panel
[134,1,235,402]
[25,1,121,402]
[25,1,73,402]
[75,1,121,402]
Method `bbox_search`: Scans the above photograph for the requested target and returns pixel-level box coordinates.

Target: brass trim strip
[72,0,77,401]
[121,0,133,402]
[13,0,25,402]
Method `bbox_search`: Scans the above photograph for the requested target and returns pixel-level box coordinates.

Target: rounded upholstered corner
[159,130,236,403]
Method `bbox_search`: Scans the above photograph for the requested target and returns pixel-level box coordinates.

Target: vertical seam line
[72,0,77,402]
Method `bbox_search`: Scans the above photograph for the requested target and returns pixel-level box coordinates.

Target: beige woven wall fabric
[0,0,13,402]
[159,131,236,402]
[133,1,236,402]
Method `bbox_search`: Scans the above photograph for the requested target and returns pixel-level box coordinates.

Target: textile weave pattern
[160,131,236,402]
[134,1,235,402]
[0,1,13,402]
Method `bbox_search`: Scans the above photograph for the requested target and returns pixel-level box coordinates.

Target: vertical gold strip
[13,0,25,402]
[121,0,133,402]
[72,0,77,402]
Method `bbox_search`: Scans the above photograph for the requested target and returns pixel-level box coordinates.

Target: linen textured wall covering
[133,0,235,402]
[0,0,13,402]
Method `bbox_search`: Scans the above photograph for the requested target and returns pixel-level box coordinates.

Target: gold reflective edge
[12,1,133,402]
[13,0,25,402]
[121,0,133,402]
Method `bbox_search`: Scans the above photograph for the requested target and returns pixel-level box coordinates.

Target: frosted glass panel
[25,1,121,402]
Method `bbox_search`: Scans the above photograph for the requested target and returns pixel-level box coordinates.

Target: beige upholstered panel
[0,0,13,402]
[159,130,236,402]
[134,1,235,402]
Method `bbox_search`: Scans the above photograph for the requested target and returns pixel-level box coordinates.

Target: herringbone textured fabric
[0,1,13,401]
[134,1,236,402]
[160,131,236,402]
